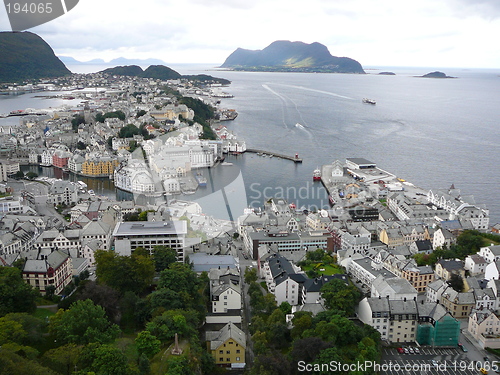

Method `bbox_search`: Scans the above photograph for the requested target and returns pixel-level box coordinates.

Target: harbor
[246,148,303,163]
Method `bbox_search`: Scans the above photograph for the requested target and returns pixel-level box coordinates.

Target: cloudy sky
[1,0,499,68]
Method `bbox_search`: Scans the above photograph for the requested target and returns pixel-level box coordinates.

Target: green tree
[25,171,38,179]
[0,313,44,346]
[76,281,122,322]
[320,279,361,316]
[118,124,140,138]
[76,141,87,150]
[42,343,82,375]
[78,343,129,375]
[291,311,313,340]
[157,263,201,308]
[449,273,464,292]
[14,170,24,179]
[279,301,292,315]
[244,267,258,284]
[165,355,193,375]
[0,267,39,317]
[152,246,178,272]
[306,248,327,262]
[95,250,155,294]
[135,330,161,358]
[0,345,57,375]
[138,353,151,375]
[145,309,197,341]
[71,115,85,132]
[0,318,26,345]
[149,288,184,312]
[49,299,121,345]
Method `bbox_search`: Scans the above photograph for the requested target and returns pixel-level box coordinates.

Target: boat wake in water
[272,83,354,100]
[262,84,290,130]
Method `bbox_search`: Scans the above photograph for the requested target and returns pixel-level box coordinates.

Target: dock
[246,149,303,163]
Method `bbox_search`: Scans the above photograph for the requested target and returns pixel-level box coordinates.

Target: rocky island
[220,40,365,74]
[420,71,456,78]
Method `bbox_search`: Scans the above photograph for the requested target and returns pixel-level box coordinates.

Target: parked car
[397,347,404,354]
[408,347,414,354]
[404,348,409,354]
[414,347,420,354]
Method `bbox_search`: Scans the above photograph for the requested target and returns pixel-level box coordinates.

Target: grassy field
[33,307,56,320]
[301,263,344,276]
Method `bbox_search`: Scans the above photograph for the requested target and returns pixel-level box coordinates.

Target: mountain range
[221,40,365,74]
[59,56,167,66]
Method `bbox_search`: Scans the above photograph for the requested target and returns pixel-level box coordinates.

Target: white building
[114,160,155,194]
[479,245,500,264]
[209,268,241,315]
[47,181,78,206]
[371,275,418,301]
[485,261,500,281]
[464,254,488,276]
[263,253,306,306]
[113,221,187,262]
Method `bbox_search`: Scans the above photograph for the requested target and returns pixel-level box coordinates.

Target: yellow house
[82,158,119,177]
[206,322,246,368]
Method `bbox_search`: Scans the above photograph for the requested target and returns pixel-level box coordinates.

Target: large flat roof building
[113,221,188,262]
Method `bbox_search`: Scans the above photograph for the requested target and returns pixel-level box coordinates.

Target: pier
[246,149,303,163]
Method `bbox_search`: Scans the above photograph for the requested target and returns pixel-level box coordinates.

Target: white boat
[221,162,234,166]
[295,123,305,129]
[362,98,376,105]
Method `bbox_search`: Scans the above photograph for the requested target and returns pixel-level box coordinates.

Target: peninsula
[220,40,365,74]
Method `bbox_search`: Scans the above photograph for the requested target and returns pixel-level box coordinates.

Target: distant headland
[0,31,71,83]
[98,65,231,85]
[220,40,365,74]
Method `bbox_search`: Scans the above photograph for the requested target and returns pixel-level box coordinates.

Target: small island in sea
[220,40,365,74]
[379,72,396,75]
[420,71,456,78]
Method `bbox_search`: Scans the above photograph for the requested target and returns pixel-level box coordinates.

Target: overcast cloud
[1,0,499,68]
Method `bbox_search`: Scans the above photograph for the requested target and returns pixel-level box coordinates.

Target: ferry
[362,98,376,105]
[313,168,322,181]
